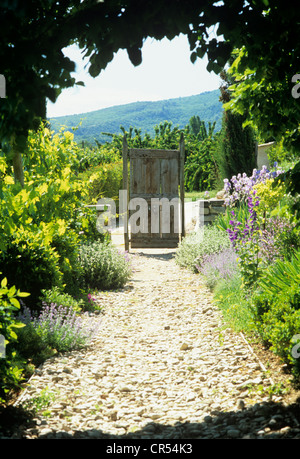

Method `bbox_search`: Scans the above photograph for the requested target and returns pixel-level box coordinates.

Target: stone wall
[195,198,226,228]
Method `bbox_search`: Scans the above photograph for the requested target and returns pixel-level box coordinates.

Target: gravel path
[7,246,300,439]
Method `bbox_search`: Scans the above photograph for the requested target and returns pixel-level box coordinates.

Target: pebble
[6,247,300,439]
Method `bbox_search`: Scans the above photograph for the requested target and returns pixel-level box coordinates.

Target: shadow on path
[130,250,177,262]
[3,397,300,439]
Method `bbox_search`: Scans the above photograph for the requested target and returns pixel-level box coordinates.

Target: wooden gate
[122,134,185,250]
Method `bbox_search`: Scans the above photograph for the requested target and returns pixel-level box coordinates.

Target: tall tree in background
[215,67,257,182]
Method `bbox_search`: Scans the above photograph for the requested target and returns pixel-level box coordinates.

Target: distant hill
[48,89,223,145]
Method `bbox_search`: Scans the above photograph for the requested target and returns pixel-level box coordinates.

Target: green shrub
[78,241,132,290]
[40,287,84,313]
[0,278,29,404]
[81,161,123,205]
[251,250,300,373]
[267,138,295,165]
[257,301,300,373]
[0,232,63,310]
[175,224,231,271]
[257,250,300,306]
[184,136,218,191]
[50,231,83,297]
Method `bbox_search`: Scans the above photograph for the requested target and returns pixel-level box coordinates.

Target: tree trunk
[12,150,24,187]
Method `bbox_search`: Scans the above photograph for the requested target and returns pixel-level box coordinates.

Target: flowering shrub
[18,303,100,353]
[223,164,284,207]
[227,194,262,288]
[196,247,239,289]
[252,178,285,220]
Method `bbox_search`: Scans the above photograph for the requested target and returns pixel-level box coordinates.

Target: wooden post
[179,133,185,239]
[122,136,129,252]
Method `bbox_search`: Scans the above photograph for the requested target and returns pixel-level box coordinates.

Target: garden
[0,113,225,405]
[1,106,300,409]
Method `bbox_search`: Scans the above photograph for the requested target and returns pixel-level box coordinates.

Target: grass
[212,274,255,334]
[184,189,219,201]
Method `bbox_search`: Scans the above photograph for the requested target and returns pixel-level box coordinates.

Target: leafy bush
[267,138,295,165]
[0,124,105,309]
[76,143,121,172]
[0,230,63,309]
[175,224,231,271]
[213,272,254,333]
[184,136,218,191]
[0,278,29,404]
[252,178,285,220]
[81,161,123,207]
[78,241,132,290]
[40,287,83,313]
[251,250,300,373]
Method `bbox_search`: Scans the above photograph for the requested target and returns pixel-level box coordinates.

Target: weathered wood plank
[130,149,179,159]
[161,158,179,195]
[179,133,185,238]
[122,136,129,252]
[125,136,184,250]
[130,238,179,248]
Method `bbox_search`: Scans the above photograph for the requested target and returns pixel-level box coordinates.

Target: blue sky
[46,34,222,118]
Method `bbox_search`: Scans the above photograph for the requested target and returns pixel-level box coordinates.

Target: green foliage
[0,278,29,404]
[78,242,132,291]
[213,273,254,333]
[214,67,257,182]
[224,44,300,153]
[82,161,123,205]
[184,135,219,191]
[250,251,300,373]
[214,110,257,181]
[257,251,300,305]
[40,287,84,313]
[0,231,63,310]
[0,124,104,308]
[272,161,300,222]
[252,179,286,221]
[267,139,296,165]
[175,224,231,271]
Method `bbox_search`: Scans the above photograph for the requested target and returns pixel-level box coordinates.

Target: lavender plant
[18,303,100,353]
[195,246,239,289]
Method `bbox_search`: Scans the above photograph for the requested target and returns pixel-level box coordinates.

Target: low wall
[195,198,226,228]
